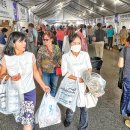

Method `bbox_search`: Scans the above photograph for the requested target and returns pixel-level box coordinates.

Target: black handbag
[118,47,126,89]
[118,68,124,89]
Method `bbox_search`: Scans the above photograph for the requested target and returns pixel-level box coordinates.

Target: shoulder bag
[118,47,126,89]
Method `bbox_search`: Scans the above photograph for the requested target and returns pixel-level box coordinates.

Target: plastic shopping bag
[82,71,106,97]
[35,93,61,128]
[77,83,86,107]
[85,93,98,108]
[55,77,79,112]
[0,76,11,114]
[6,80,23,114]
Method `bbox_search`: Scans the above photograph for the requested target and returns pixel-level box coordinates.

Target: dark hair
[28,23,34,28]
[25,29,28,33]
[97,23,102,28]
[122,26,126,29]
[69,33,81,43]
[125,36,130,47]
[43,31,55,39]
[3,32,26,56]
[1,28,8,33]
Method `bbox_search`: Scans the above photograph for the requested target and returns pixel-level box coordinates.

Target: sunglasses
[43,39,50,41]
[71,42,81,45]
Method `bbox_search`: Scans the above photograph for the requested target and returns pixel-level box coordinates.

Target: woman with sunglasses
[62,33,92,130]
[37,31,62,97]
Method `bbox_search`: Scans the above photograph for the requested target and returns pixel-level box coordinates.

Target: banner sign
[105,16,115,23]
[115,14,119,23]
[13,2,18,21]
[119,13,130,21]
[34,15,39,24]
[96,17,103,23]
[28,9,34,23]
[0,0,13,20]
[17,4,27,21]
[88,19,95,24]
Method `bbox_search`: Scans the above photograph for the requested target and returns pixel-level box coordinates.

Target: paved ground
[0,45,129,130]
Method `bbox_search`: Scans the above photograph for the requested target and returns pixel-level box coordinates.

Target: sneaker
[64,119,71,127]
[125,120,130,128]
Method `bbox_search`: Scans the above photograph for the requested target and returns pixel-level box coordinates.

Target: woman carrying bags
[61,33,92,130]
[37,31,62,97]
[0,32,50,130]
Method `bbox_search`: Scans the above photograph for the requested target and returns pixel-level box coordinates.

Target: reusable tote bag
[55,76,79,112]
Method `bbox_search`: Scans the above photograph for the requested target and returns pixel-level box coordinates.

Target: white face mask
[71,44,81,52]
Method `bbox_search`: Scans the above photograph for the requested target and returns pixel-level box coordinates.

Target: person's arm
[37,47,43,76]
[56,45,62,66]
[118,48,125,68]
[118,57,124,68]
[33,29,38,46]
[0,58,8,79]
[33,55,50,93]
[0,57,21,81]
[93,30,96,42]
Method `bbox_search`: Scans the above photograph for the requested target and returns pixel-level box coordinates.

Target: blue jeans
[121,75,130,116]
[58,40,63,52]
[65,108,88,130]
[42,72,58,97]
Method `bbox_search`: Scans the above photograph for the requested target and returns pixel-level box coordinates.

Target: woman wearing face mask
[62,33,92,130]
[37,31,62,97]
[0,32,50,130]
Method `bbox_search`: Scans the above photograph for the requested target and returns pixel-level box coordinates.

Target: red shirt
[56,30,64,41]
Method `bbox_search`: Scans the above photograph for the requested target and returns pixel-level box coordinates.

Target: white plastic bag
[77,83,86,107]
[6,80,23,114]
[55,77,79,112]
[85,93,98,108]
[83,72,106,97]
[0,76,11,114]
[35,93,61,128]
[62,36,70,54]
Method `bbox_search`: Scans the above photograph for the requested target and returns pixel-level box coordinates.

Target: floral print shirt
[37,44,62,73]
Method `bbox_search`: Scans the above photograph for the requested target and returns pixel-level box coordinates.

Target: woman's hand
[11,73,21,81]
[79,78,84,83]
[42,85,50,93]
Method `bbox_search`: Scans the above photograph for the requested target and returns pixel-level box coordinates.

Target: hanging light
[100,7,104,11]
[89,10,92,14]
[90,7,93,10]
[114,0,120,4]
[101,3,104,7]
[83,12,86,16]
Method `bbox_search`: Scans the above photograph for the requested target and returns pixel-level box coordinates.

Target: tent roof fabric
[16,0,130,19]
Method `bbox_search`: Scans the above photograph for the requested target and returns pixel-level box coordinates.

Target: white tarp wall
[118,13,130,31]
[17,4,28,22]
[28,9,34,23]
[17,4,28,29]
[0,0,14,20]
[34,15,39,25]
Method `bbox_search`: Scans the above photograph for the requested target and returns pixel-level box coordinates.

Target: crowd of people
[0,22,130,130]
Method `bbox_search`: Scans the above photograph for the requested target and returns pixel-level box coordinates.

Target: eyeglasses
[43,39,50,41]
